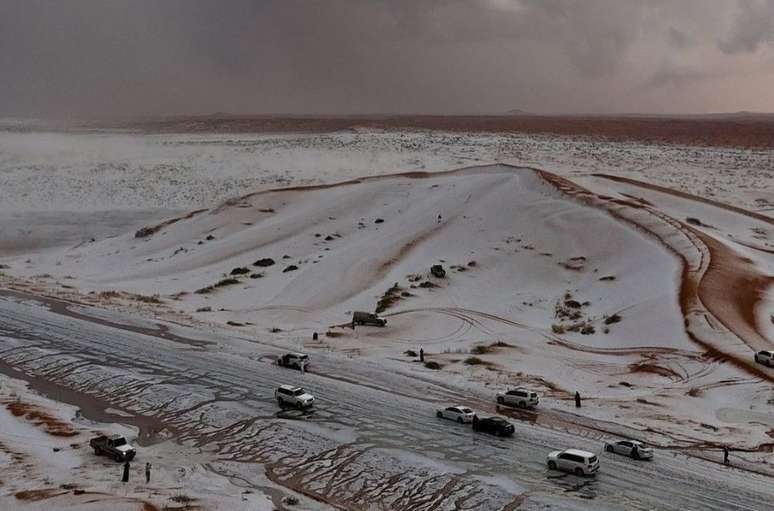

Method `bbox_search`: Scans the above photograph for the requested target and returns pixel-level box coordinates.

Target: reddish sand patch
[4,400,78,437]
[14,488,68,501]
[628,362,683,381]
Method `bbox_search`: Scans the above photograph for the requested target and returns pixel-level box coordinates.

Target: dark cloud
[0,0,772,117]
[719,0,774,54]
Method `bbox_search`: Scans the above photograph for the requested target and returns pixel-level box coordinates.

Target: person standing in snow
[145,462,152,483]
[419,348,424,363]
[575,391,581,408]
[723,446,730,466]
[122,461,130,483]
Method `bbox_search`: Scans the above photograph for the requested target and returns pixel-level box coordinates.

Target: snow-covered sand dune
[10,164,687,344]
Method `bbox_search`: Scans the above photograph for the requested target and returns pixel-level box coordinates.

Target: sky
[1,0,773,117]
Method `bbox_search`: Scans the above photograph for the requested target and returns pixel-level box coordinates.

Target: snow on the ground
[1,128,773,490]
[1,129,772,213]
[0,373,327,510]
[2,162,771,457]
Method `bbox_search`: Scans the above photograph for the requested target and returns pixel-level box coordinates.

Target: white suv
[278,352,309,370]
[755,350,774,367]
[496,388,539,409]
[547,449,600,476]
[436,406,475,423]
[275,385,315,408]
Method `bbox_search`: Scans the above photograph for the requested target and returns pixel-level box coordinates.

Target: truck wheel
[277,397,283,406]
[497,396,505,405]
[548,461,556,470]
[574,468,584,476]
[94,448,101,456]
[457,417,463,424]
[518,401,527,409]
[605,445,614,453]
[114,453,122,462]
[436,411,443,418]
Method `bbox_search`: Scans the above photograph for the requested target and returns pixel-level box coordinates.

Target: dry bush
[195,277,241,294]
[132,294,162,304]
[470,345,493,355]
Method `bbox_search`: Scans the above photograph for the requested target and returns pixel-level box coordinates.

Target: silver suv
[755,350,774,367]
[496,388,539,409]
[275,385,315,408]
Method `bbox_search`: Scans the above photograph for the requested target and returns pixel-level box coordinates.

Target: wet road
[0,293,771,510]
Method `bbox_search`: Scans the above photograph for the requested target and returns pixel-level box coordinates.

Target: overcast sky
[1,0,773,117]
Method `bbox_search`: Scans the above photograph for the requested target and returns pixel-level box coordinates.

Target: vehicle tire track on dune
[535,169,774,383]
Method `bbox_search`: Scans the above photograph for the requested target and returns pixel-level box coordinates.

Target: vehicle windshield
[459,407,473,413]
[589,456,598,463]
[113,438,126,447]
[292,388,306,396]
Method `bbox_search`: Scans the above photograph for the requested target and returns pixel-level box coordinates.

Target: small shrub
[551,324,566,334]
[249,272,264,279]
[171,494,193,504]
[470,345,492,355]
[424,361,442,370]
[270,327,282,333]
[134,226,156,238]
[404,350,418,357]
[133,294,162,304]
[604,313,622,325]
[230,267,250,275]
[687,387,703,397]
[464,356,484,365]
[282,265,299,273]
[195,277,241,294]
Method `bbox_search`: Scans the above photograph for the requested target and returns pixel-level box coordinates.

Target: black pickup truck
[90,435,136,462]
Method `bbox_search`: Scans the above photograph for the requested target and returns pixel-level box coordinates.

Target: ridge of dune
[537,170,774,382]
